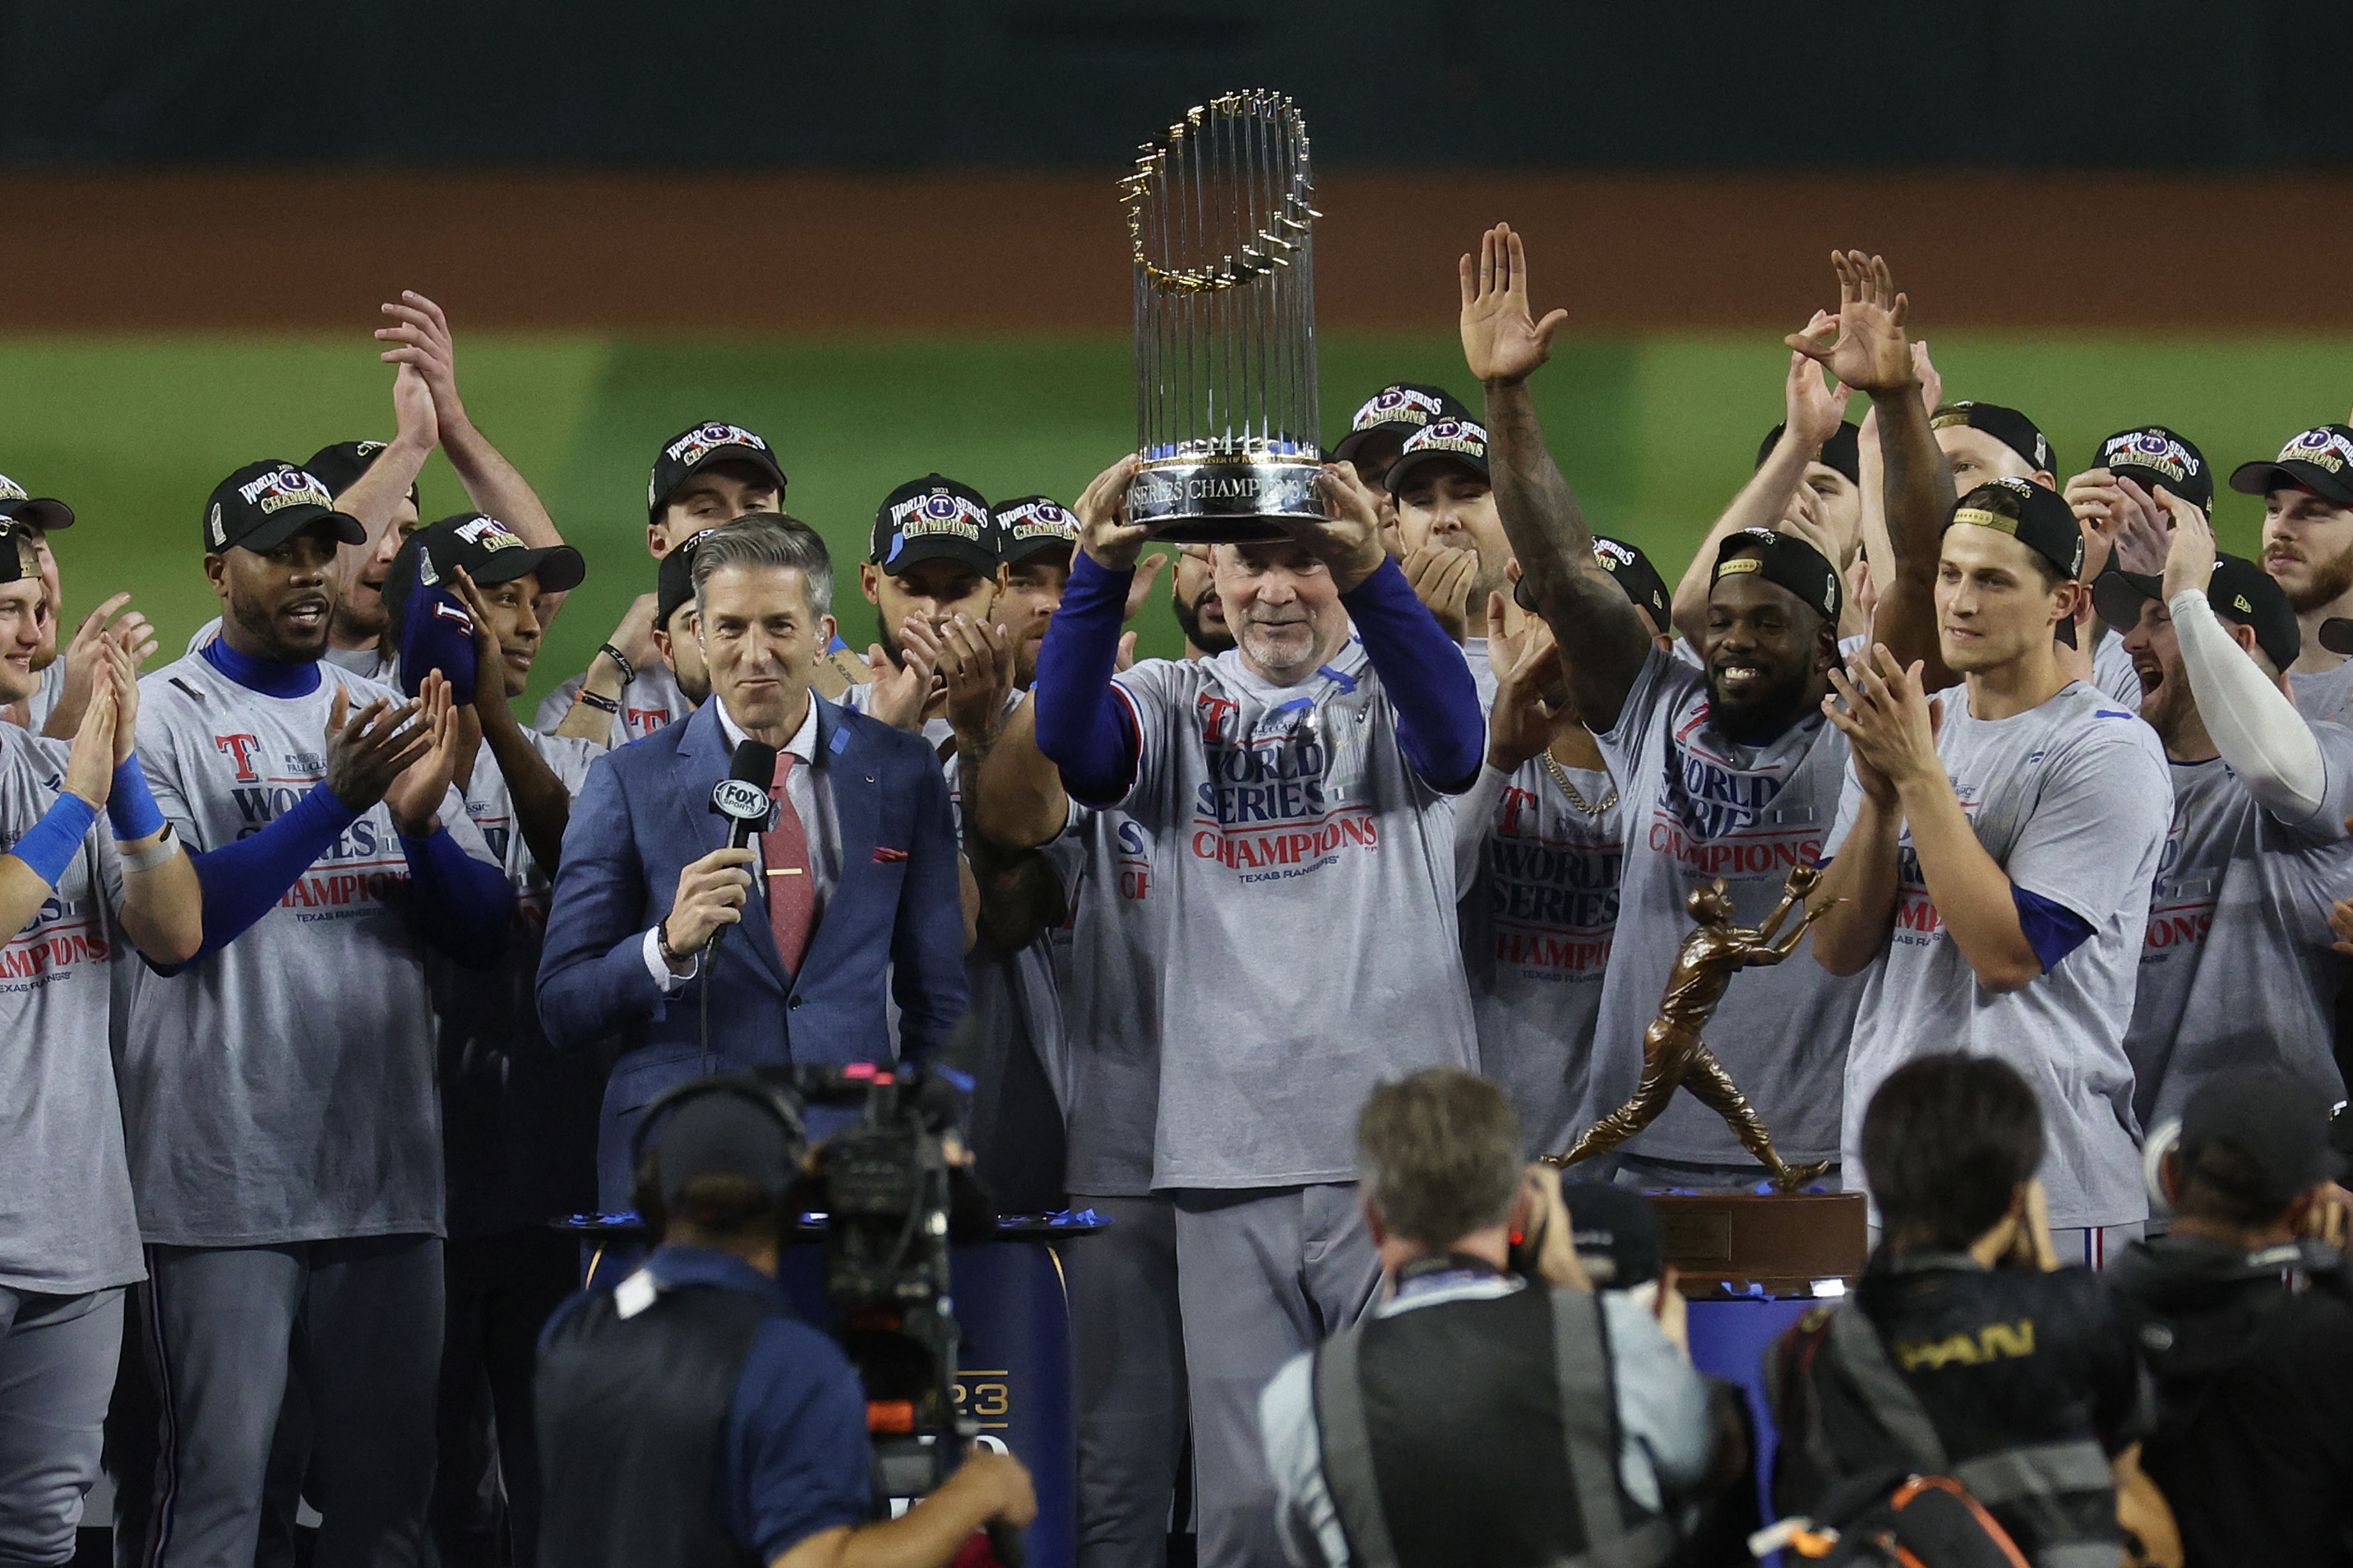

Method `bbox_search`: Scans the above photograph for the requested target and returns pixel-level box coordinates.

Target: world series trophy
[1118,90,1324,543]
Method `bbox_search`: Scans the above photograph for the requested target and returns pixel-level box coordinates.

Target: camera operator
[2109,1068,2353,1567]
[534,1079,1035,1568]
[1257,1068,1713,1568]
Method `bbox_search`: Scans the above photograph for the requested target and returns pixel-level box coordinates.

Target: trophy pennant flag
[1119,90,1324,543]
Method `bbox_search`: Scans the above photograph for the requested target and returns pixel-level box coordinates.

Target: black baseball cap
[2176,1066,2344,1213]
[992,496,1079,566]
[1931,401,2057,478]
[1384,417,1490,495]
[2229,424,2353,509]
[1331,382,1474,469]
[1946,477,2086,580]
[203,461,365,554]
[0,517,34,584]
[649,1086,805,1219]
[1711,526,1842,623]
[383,513,587,622]
[657,527,723,631]
[1593,535,1671,628]
[2095,426,2212,516]
[1757,422,1861,487]
[0,474,73,533]
[303,439,420,510]
[647,421,787,521]
[2093,552,2301,673]
[871,475,1000,576]
[1560,1182,1663,1289]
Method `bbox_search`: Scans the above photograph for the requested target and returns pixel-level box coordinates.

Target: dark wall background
[0,1,2332,169]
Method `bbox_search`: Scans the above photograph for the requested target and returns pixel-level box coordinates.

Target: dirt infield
[6,169,2347,336]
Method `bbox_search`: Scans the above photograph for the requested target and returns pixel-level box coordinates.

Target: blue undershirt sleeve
[183,782,362,963]
[1339,556,1486,793]
[400,824,515,970]
[2012,885,2094,972]
[1032,550,1141,807]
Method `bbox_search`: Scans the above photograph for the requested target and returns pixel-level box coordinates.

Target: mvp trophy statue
[1119,90,1323,543]
[1552,865,1867,1296]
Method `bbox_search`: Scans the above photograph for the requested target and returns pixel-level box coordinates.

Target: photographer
[1257,1068,1713,1568]
[534,1078,1035,1568]
[2109,1069,2353,1567]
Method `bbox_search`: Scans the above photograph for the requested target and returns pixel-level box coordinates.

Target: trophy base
[1648,1191,1869,1299]
[1128,456,1324,544]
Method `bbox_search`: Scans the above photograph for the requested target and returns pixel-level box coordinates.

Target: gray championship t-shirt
[1590,646,1864,1165]
[2289,657,2353,728]
[1826,681,2170,1229]
[534,660,691,747]
[0,727,140,1294]
[1054,803,1167,1198]
[120,654,497,1247]
[439,730,607,1237]
[1111,641,1478,1187]
[1460,759,1625,1159]
[2123,728,2353,1131]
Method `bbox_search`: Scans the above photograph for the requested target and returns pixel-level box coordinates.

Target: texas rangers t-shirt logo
[215,733,263,782]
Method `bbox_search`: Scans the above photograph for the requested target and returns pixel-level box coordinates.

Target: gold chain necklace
[1539,752,1618,816]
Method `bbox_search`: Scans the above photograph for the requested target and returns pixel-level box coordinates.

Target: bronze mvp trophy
[1551,865,1866,1295]
[1118,90,1323,543]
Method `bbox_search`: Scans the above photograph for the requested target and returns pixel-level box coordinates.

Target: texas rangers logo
[1350,387,1443,430]
[1398,419,1486,458]
[235,469,332,516]
[215,733,264,782]
[665,423,767,468]
[1196,691,1239,744]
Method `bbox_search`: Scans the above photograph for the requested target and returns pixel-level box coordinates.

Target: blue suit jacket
[536,695,968,1206]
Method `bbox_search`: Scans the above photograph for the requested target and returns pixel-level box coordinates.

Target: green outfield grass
[2,331,2344,710]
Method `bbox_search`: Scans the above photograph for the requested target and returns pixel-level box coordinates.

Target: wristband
[107,756,166,843]
[657,919,703,973]
[576,689,621,715]
[10,791,99,889]
[599,643,636,685]
[121,823,179,876]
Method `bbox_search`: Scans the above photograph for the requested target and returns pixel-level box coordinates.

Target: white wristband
[120,823,179,876]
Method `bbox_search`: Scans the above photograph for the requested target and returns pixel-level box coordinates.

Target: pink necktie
[764,753,814,974]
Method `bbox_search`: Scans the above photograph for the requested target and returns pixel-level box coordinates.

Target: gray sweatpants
[1066,1194,1188,1568]
[1172,1186,1379,1568]
[0,1285,123,1566]
[137,1237,442,1568]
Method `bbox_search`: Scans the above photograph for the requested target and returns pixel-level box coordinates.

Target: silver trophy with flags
[1119,90,1323,543]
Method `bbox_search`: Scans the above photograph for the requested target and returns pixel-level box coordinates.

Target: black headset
[627,1072,808,1237]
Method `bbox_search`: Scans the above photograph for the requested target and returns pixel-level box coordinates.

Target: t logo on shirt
[1196,692,1238,744]
[215,733,264,782]
[625,709,670,738]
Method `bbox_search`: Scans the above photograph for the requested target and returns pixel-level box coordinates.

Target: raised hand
[1486,593,1566,772]
[940,614,1015,745]
[383,672,460,836]
[1072,455,1150,573]
[1459,223,1569,386]
[2154,485,2217,605]
[44,592,155,740]
[1121,552,1168,621]
[1787,252,1916,396]
[390,360,438,453]
[606,593,662,674]
[1293,462,1387,593]
[376,291,467,429]
[865,619,944,733]
[1402,542,1478,643]
[101,633,141,768]
[2111,476,2179,578]
[62,652,120,809]
[1783,319,1853,448]
[1823,644,1944,805]
[324,686,432,814]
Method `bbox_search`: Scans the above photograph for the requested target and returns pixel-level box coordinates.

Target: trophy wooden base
[1649,1191,1869,1299]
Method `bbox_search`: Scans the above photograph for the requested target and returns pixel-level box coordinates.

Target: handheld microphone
[707,739,780,960]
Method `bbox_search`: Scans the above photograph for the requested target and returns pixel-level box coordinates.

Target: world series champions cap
[1931,400,2057,477]
[1710,526,1842,622]
[203,461,365,554]
[871,474,1000,576]
[1945,477,2086,580]
[992,496,1080,565]
[2096,425,2212,516]
[2094,551,2301,673]
[0,474,73,533]
[1330,382,1475,469]
[647,422,788,520]
[1755,422,1861,487]
[382,513,588,623]
[1592,535,1671,627]
[2229,424,2353,509]
[1383,418,1490,494]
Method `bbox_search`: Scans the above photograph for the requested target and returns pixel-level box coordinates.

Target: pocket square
[872,846,909,863]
